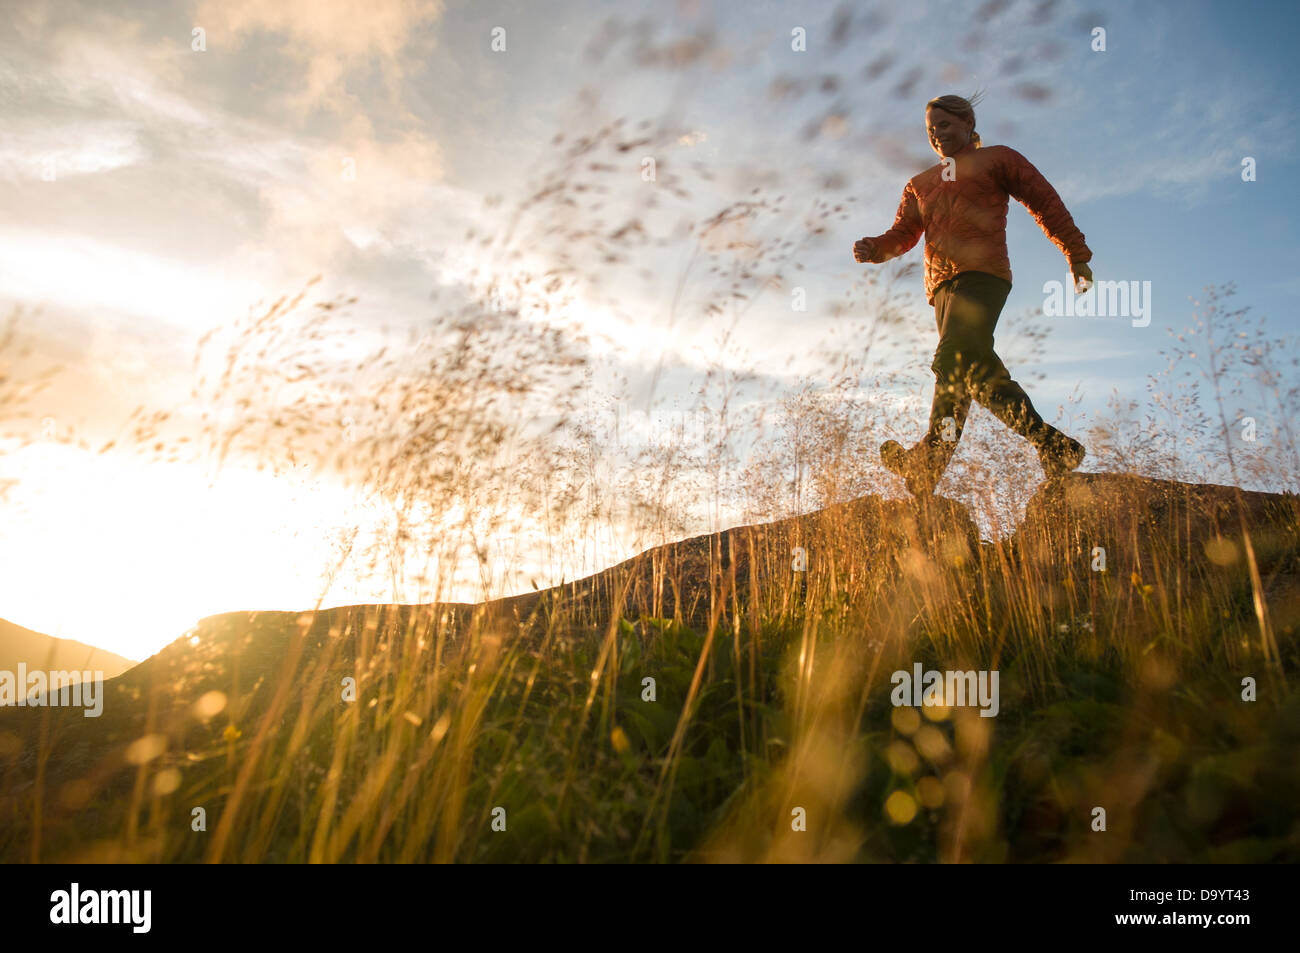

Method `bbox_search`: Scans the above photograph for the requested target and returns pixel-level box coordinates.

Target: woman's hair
[926,91,984,148]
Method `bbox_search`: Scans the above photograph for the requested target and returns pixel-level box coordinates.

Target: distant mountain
[0,617,137,684]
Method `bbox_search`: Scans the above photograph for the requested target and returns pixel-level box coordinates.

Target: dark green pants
[922,271,1054,465]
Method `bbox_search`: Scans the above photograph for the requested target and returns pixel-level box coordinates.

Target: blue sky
[1,0,1296,659]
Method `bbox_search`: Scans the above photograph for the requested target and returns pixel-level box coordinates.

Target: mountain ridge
[0,616,137,684]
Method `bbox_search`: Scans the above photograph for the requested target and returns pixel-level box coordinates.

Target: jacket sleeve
[998,147,1092,265]
[865,182,924,262]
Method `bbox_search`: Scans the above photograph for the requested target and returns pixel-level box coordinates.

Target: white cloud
[193,0,445,114]
[0,228,261,329]
[0,122,144,182]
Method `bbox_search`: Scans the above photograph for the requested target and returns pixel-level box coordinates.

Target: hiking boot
[880,439,944,497]
[1037,431,1086,479]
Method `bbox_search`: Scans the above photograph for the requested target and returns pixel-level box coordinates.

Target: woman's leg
[932,272,1055,439]
[880,276,988,494]
[887,272,1081,494]
[922,273,1019,460]
[975,351,1086,477]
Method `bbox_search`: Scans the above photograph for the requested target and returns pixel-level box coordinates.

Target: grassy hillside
[0,472,1296,863]
[0,617,136,685]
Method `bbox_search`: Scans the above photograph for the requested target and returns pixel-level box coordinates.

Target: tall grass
[2,268,1296,862]
[2,5,1298,864]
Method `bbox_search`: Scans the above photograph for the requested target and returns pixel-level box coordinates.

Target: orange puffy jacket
[862,143,1091,304]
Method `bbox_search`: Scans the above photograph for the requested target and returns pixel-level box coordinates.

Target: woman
[854,93,1092,496]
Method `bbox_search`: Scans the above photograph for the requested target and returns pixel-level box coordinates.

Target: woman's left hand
[1071,261,1093,293]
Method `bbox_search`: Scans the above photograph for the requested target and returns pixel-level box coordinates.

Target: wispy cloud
[193,0,445,116]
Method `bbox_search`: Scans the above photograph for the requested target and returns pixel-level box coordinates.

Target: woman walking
[854,93,1092,496]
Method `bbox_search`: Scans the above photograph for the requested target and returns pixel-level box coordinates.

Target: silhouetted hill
[0,616,137,686]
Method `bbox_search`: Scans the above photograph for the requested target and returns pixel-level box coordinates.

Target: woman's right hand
[853,237,875,263]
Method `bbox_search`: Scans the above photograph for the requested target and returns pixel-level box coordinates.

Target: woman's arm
[854,182,923,263]
[997,147,1092,270]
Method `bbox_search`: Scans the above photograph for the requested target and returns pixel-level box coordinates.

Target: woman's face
[926,106,973,157]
